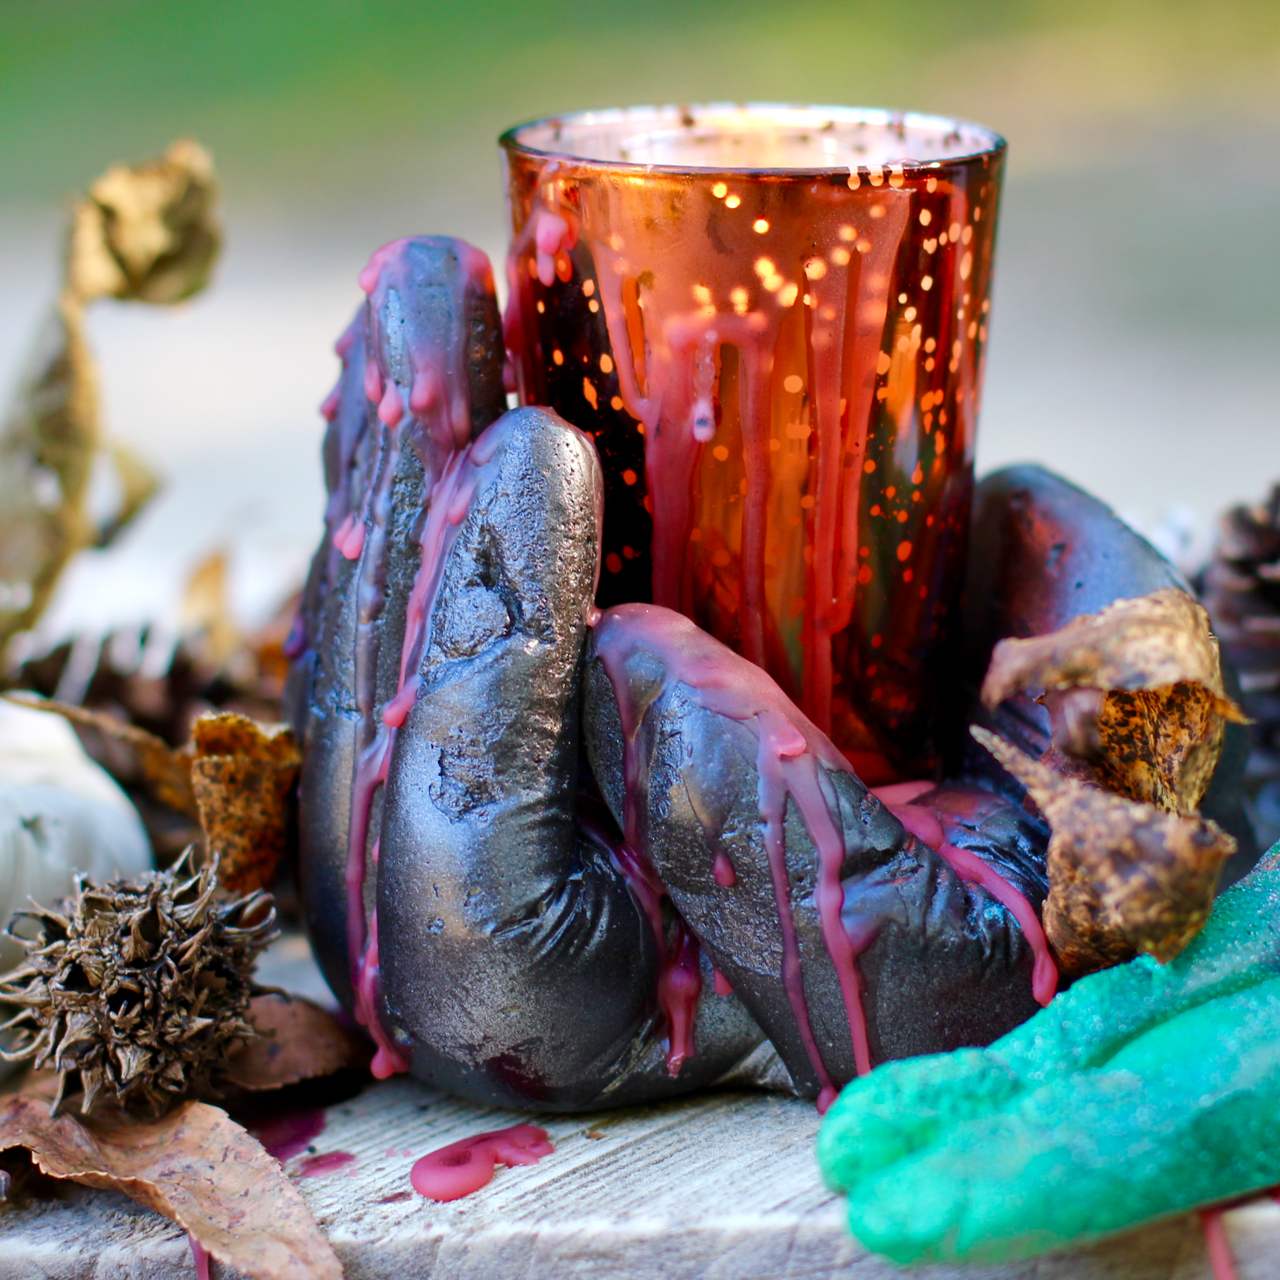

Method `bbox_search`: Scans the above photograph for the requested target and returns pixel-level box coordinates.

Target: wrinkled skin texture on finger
[583,619,1047,1097]
[291,246,1252,1112]
[376,409,763,1109]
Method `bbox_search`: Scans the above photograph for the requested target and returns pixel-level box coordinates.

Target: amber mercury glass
[500,105,1005,783]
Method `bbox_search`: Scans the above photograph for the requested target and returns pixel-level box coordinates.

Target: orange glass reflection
[502,106,1005,782]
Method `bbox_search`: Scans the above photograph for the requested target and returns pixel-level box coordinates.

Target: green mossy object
[817,846,1280,1264]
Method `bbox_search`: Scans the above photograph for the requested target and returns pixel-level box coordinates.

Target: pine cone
[0,852,277,1115]
[1200,484,1280,848]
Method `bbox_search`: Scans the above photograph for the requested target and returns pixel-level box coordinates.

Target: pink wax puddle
[410,1125,554,1202]
[297,1151,357,1178]
[248,1107,327,1163]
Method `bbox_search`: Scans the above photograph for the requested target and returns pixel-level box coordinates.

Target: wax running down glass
[501,105,1005,783]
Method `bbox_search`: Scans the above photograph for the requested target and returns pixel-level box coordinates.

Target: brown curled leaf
[974,726,1235,976]
[0,1095,340,1280]
[0,140,220,649]
[223,995,371,1092]
[66,138,221,307]
[4,691,196,815]
[981,588,1246,815]
[191,713,301,895]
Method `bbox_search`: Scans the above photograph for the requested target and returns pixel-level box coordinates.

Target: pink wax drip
[188,1235,210,1280]
[505,176,915,759]
[410,1125,554,1202]
[873,784,1058,1007]
[297,1151,357,1178]
[332,512,366,561]
[606,829,703,1075]
[1200,1209,1240,1280]
[712,853,737,887]
[713,966,733,996]
[593,603,875,1101]
[341,238,497,1080]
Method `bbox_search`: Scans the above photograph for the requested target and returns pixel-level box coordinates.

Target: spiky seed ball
[0,851,277,1115]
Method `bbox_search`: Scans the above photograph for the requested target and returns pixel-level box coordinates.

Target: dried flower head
[0,851,277,1115]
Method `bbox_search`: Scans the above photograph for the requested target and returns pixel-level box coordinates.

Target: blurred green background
[1,0,1278,634]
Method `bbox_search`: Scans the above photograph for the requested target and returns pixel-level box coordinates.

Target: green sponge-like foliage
[817,848,1280,1264]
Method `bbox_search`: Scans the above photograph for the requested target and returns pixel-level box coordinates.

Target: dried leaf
[191,713,301,895]
[223,995,371,1091]
[982,588,1246,815]
[181,549,242,670]
[974,727,1235,976]
[0,1095,340,1280]
[66,138,220,306]
[0,140,220,649]
[5,691,196,816]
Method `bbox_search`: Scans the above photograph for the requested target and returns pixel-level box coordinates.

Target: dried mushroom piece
[0,853,277,1116]
[982,588,1246,815]
[973,727,1234,975]
[0,1095,340,1280]
[5,696,300,893]
[190,714,301,895]
[0,139,220,650]
[976,587,1242,977]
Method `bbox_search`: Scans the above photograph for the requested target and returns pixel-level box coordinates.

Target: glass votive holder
[501,104,1005,782]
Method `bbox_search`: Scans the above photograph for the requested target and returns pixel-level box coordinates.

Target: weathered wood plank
[2,935,1274,1278]
[1,1074,1276,1279]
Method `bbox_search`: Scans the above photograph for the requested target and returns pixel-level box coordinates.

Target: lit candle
[502,105,1005,782]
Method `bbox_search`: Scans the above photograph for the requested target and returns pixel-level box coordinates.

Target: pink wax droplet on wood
[713,853,737,887]
[378,379,404,426]
[410,1125,554,1202]
[713,966,733,996]
[188,1234,210,1280]
[297,1151,357,1178]
[1200,1208,1241,1280]
[249,1107,327,1163]
[593,604,874,1094]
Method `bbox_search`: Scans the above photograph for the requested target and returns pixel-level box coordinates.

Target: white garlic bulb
[0,698,153,974]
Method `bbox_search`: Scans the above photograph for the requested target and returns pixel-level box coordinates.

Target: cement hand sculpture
[286,237,1245,1112]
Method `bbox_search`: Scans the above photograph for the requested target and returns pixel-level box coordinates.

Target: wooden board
[2,934,1275,1279]
[1,1073,1278,1279]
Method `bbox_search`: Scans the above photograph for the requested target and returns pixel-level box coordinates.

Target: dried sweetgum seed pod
[0,852,277,1116]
